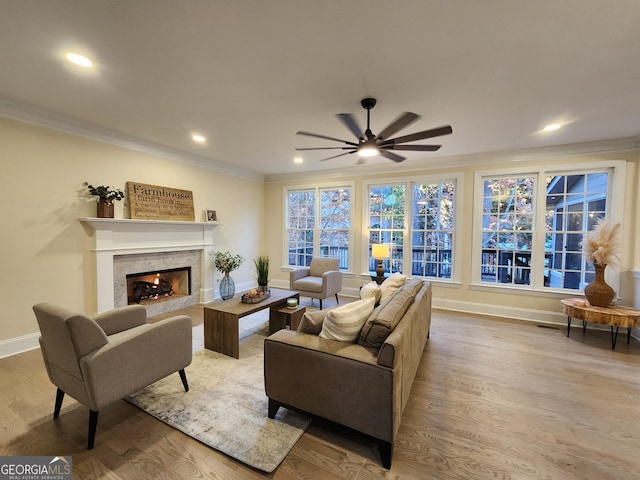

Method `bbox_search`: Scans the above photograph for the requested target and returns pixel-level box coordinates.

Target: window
[412,182,455,279]
[368,185,405,274]
[286,189,315,268]
[545,173,608,289]
[365,177,458,280]
[473,162,624,291]
[480,176,534,286]
[285,185,352,270]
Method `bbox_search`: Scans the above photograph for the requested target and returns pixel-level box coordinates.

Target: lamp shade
[372,244,390,259]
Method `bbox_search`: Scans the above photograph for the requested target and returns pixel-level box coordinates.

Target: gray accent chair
[33,303,192,449]
[290,257,342,309]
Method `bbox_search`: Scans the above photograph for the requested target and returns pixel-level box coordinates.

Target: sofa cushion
[379,273,407,304]
[357,278,424,349]
[319,297,376,342]
[297,309,326,335]
[359,281,382,304]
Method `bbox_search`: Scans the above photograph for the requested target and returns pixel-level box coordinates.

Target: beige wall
[264,150,639,322]
[0,116,264,344]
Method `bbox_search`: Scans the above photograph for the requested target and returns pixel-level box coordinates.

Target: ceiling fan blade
[295,147,353,151]
[336,113,363,140]
[297,131,358,146]
[376,112,420,140]
[383,144,442,151]
[319,151,357,161]
[379,150,406,163]
[381,125,453,145]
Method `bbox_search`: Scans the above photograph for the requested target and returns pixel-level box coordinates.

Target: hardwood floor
[2,304,640,479]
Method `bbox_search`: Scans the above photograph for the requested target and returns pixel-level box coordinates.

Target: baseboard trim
[0,332,40,360]
[432,298,566,325]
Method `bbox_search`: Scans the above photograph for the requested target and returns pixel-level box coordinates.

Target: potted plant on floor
[212,251,244,300]
[84,182,125,218]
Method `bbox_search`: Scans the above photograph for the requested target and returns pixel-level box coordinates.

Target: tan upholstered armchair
[33,303,192,449]
[290,257,342,309]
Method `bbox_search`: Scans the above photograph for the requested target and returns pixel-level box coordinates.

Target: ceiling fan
[296,97,453,163]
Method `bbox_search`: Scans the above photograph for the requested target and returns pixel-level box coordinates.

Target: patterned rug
[126,311,311,473]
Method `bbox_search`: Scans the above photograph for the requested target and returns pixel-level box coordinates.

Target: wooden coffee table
[204,288,300,358]
[561,299,640,349]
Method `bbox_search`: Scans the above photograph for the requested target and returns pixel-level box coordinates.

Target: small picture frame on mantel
[206,210,217,222]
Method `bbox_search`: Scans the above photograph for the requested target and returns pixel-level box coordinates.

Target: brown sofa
[264,279,431,469]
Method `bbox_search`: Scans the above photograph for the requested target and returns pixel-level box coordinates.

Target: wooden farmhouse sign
[127,182,195,221]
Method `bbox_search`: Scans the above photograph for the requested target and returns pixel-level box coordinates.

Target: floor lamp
[372,244,390,284]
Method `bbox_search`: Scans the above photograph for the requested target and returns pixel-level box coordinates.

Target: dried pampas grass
[581,217,621,267]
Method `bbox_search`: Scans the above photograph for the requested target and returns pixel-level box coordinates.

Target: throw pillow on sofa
[360,281,382,304]
[357,278,424,349]
[297,309,326,335]
[319,297,376,342]
[378,273,407,304]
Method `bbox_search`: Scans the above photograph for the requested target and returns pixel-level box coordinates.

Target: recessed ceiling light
[294,157,303,164]
[543,123,562,132]
[66,53,93,68]
[192,133,206,143]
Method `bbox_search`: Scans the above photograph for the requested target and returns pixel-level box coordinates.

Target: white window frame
[361,173,463,283]
[283,181,355,273]
[471,160,626,293]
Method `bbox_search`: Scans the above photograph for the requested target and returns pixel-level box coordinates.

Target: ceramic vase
[220,272,235,300]
[584,263,614,307]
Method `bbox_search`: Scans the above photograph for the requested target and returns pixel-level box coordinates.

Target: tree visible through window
[286,186,351,269]
[367,180,457,279]
[287,190,315,267]
[319,188,350,269]
[477,169,611,290]
[481,177,534,286]
[412,182,455,278]
[368,185,405,274]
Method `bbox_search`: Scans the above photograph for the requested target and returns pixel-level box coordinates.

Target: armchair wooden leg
[378,440,393,469]
[53,388,65,419]
[335,293,339,304]
[268,398,280,419]
[319,299,323,310]
[179,369,189,392]
[88,410,99,450]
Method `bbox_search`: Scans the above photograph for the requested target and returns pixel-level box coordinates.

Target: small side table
[561,299,640,349]
[269,305,306,334]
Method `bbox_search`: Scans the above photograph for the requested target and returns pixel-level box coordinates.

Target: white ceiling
[1,0,639,179]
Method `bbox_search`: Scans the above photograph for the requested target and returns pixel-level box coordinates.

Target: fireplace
[80,218,218,314]
[114,250,202,316]
[127,267,191,305]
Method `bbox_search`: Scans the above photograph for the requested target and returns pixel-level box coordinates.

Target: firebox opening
[126,267,191,306]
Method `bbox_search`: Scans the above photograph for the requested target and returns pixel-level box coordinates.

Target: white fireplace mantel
[80,217,220,312]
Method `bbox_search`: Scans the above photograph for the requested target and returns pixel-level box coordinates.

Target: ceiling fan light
[358,146,378,157]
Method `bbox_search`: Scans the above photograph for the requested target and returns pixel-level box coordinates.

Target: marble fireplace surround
[80,218,218,314]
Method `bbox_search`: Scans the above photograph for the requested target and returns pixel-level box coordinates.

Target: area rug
[125,311,311,473]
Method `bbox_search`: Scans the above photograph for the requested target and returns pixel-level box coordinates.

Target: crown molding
[264,136,640,183]
[0,97,264,183]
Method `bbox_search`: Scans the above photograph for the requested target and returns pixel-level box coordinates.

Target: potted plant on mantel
[84,182,125,218]
[212,251,244,300]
